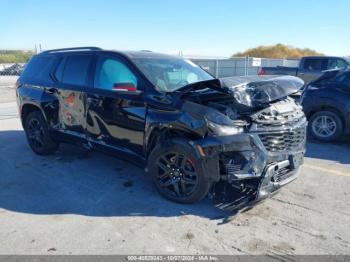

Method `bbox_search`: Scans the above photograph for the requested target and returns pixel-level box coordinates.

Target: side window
[21,55,57,82]
[328,59,348,70]
[61,55,93,86]
[302,59,328,71]
[94,56,138,90]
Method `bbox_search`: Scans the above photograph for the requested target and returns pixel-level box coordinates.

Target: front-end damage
[193,115,306,212]
[179,76,307,211]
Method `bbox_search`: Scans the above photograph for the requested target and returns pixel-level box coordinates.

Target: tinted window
[21,55,56,82]
[302,59,328,71]
[54,57,65,81]
[94,56,138,90]
[61,55,93,86]
[131,57,213,92]
[328,59,348,70]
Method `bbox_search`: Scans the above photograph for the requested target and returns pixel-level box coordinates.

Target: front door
[85,54,146,159]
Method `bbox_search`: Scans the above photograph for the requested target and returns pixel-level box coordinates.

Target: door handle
[46,87,58,94]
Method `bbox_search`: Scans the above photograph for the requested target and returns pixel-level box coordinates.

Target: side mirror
[113,82,138,92]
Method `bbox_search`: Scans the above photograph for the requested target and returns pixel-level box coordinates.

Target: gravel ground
[0,87,349,255]
[0,76,17,103]
[0,86,16,104]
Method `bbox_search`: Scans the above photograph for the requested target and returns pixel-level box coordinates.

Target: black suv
[302,68,350,141]
[17,47,307,210]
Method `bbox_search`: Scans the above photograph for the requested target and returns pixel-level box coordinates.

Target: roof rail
[41,47,102,54]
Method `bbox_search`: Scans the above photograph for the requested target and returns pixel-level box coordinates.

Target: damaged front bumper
[192,117,307,212]
[212,159,302,212]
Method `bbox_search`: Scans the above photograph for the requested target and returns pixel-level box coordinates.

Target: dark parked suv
[17,47,307,210]
[302,68,350,141]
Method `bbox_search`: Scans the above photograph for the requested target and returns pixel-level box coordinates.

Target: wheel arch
[145,126,203,158]
[20,103,46,127]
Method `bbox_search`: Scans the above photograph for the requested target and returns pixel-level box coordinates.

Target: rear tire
[24,111,59,155]
[148,138,211,204]
[308,110,343,142]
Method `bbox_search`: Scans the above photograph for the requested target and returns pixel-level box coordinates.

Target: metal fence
[0,63,24,87]
[189,57,300,78]
[0,63,25,73]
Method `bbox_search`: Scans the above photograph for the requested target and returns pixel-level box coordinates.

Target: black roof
[40,47,102,54]
[39,46,179,59]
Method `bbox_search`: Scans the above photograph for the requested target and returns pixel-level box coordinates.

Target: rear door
[299,58,328,82]
[85,54,146,159]
[52,53,93,142]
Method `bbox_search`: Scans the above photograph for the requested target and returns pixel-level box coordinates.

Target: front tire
[24,111,59,155]
[309,110,343,142]
[148,138,211,204]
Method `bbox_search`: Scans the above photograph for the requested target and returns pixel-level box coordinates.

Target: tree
[0,50,35,63]
[233,44,323,58]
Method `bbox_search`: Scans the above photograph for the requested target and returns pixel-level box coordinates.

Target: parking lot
[0,85,349,255]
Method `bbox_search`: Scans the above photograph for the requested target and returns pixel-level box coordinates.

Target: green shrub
[0,50,35,63]
[233,44,323,59]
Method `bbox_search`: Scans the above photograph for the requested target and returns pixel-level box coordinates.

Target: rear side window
[21,55,56,82]
[302,59,328,71]
[59,55,93,86]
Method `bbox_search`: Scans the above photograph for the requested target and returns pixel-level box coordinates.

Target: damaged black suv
[17,47,307,210]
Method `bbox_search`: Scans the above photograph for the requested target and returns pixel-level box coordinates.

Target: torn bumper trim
[213,159,302,212]
[257,160,301,200]
[192,133,267,181]
[191,133,260,182]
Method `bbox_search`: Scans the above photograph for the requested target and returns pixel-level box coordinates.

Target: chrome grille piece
[259,128,305,152]
[272,167,293,183]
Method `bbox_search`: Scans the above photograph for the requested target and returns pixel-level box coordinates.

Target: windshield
[345,58,350,65]
[131,57,214,92]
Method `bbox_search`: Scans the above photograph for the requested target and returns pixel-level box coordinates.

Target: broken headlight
[206,112,246,136]
[221,149,267,179]
[207,121,244,136]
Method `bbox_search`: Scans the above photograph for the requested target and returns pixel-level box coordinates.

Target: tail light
[15,80,22,89]
[258,68,265,75]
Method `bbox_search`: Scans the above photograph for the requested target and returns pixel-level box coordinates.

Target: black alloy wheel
[24,111,58,155]
[156,152,198,198]
[148,138,211,204]
[27,118,46,150]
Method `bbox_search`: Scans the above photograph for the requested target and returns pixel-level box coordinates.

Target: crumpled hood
[220,75,304,108]
[177,75,304,109]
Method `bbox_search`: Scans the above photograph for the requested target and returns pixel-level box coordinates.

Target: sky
[1,0,349,57]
